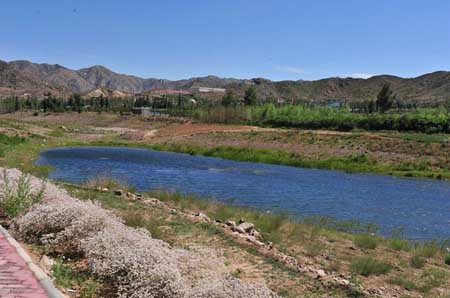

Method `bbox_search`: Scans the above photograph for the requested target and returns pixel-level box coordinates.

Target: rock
[196,212,210,221]
[317,269,326,278]
[101,188,109,192]
[225,220,236,227]
[231,225,246,234]
[238,222,254,233]
[114,189,123,196]
[252,230,261,238]
[238,218,246,224]
[39,255,55,274]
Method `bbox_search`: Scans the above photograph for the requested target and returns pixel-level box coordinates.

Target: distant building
[132,107,152,116]
[138,89,192,97]
[192,87,226,93]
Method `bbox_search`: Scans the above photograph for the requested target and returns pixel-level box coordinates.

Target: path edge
[0,224,66,298]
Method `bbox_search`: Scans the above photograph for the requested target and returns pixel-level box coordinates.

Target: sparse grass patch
[388,276,417,291]
[52,259,98,298]
[388,238,411,251]
[418,269,450,293]
[350,257,391,276]
[353,234,379,250]
[414,241,440,259]
[410,255,426,269]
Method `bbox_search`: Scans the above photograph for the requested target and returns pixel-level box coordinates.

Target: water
[37,147,450,240]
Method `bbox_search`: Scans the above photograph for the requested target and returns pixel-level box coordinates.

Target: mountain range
[1,59,450,102]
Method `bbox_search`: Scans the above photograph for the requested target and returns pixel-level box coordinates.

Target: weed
[353,234,379,250]
[388,276,417,291]
[444,253,450,265]
[410,255,426,269]
[350,257,391,276]
[0,170,45,217]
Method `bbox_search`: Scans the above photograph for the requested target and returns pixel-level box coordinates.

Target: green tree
[376,83,395,113]
[244,86,257,105]
[14,97,20,112]
[221,90,235,107]
[73,94,83,113]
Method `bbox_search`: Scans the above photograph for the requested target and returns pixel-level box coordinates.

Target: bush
[353,234,378,250]
[12,197,118,256]
[0,170,45,217]
[10,169,278,298]
[388,238,411,251]
[350,257,391,276]
[410,255,426,269]
[444,254,450,265]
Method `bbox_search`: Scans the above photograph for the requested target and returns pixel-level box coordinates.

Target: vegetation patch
[350,257,391,276]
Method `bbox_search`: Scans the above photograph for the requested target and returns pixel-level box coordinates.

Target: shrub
[353,234,378,250]
[10,169,278,298]
[415,241,440,258]
[12,197,118,256]
[0,169,45,217]
[444,254,450,265]
[350,257,391,276]
[388,238,411,251]
[410,255,426,269]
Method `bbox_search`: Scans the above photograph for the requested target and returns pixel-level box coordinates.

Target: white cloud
[348,73,375,79]
[276,65,306,74]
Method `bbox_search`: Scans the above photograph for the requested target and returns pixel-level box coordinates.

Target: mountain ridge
[1,59,450,102]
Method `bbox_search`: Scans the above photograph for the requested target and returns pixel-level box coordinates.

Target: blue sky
[1,0,449,81]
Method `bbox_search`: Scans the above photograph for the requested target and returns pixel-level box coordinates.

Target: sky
[1,0,449,81]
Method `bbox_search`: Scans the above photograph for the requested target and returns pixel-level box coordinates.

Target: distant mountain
[1,59,450,102]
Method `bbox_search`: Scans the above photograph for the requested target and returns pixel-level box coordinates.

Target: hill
[1,59,450,102]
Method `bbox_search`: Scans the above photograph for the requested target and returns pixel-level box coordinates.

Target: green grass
[353,234,379,250]
[419,269,450,293]
[52,259,98,298]
[350,257,391,276]
[387,238,411,251]
[410,255,426,269]
[388,276,417,291]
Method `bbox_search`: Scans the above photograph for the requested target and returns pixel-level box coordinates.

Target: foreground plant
[0,169,45,217]
[9,168,278,298]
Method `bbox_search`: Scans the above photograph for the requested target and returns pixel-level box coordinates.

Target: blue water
[37,147,450,240]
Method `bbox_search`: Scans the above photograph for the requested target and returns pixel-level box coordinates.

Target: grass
[410,255,426,269]
[388,276,417,291]
[387,238,411,251]
[52,259,98,298]
[350,257,391,276]
[140,142,450,180]
[353,234,379,250]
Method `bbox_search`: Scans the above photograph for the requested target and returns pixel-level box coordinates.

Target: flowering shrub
[12,197,119,255]
[7,168,279,298]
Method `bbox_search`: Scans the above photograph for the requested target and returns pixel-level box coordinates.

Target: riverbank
[1,112,450,180]
[1,113,450,296]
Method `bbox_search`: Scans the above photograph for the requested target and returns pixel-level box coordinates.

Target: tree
[244,86,257,105]
[221,90,235,107]
[73,94,83,113]
[14,97,20,112]
[376,83,395,112]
